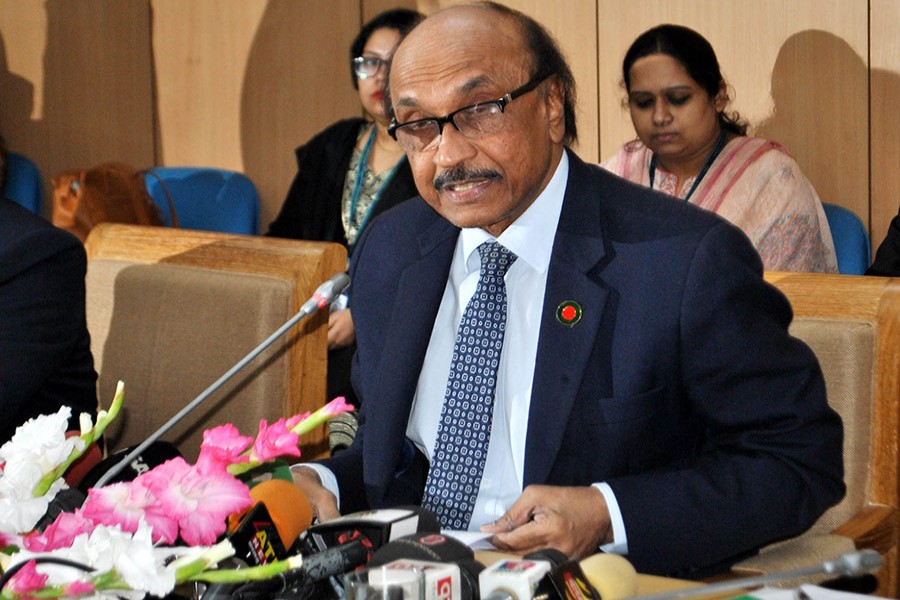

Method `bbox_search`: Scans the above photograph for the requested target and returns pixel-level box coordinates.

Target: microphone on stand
[627,550,883,600]
[92,272,351,488]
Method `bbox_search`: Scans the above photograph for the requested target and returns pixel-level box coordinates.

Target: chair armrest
[832,504,899,555]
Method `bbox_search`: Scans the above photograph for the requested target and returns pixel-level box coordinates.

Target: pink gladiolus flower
[141,457,252,546]
[8,560,47,594]
[322,396,354,418]
[81,480,179,544]
[197,424,253,474]
[22,510,93,552]
[250,419,301,463]
[64,581,96,595]
[285,412,312,429]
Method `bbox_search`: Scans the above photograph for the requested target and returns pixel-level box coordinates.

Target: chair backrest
[735,272,900,595]
[84,223,347,461]
[3,152,43,214]
[822,203,871,275]
[145,166,260,234]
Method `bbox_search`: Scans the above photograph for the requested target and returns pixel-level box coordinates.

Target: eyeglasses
[387,74,552,153]
[353,56,389,80]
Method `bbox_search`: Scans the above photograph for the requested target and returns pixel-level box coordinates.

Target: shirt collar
[459,151,569,273]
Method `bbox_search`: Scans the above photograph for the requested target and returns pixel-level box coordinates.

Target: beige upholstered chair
[731,272,900,597]
[84,223,347,461]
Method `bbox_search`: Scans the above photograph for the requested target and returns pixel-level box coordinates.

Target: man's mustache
[433,167,501,191]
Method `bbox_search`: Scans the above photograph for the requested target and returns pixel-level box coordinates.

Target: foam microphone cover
[244,479,314,546]
[369,532,475,567]
[579,553,638,600]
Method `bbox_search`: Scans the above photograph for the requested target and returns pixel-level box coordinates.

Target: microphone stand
[94,273,350,488]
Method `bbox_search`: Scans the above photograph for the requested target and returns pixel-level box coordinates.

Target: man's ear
[545,76,566,144]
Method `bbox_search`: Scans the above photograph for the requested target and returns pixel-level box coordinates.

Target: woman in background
[267,9,423,436]
[603,24,837,273]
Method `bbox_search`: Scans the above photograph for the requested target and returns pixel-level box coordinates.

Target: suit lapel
[365,215,459,502]
[525,154,611,485]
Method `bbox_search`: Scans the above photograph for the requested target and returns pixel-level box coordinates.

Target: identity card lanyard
[649,129,728,202]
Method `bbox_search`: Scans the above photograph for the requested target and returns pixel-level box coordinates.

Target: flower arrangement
[0,381,353,599]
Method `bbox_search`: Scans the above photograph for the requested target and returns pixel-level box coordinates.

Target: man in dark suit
[0,197,97,442]
[292,2,844,577]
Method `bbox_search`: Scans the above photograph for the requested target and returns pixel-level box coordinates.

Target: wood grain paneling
[152,0,363,232]
[0,0,155,216]
[871,0,900,250]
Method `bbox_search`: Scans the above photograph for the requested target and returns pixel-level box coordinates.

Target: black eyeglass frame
[387,74,552,147]
[352,55,389,80]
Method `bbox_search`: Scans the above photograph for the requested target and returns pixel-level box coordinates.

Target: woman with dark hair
[267,8,424,419]
[603,24,837,273]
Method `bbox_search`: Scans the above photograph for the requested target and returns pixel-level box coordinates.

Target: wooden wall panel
[152,0,363,233]
[597,1,869,234]
[0,0,155,216]
[870,0,900,249]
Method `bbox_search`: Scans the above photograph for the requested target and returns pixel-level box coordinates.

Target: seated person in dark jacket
[865,206,900,277]
[0,194,98,443]
[267,9,423,414]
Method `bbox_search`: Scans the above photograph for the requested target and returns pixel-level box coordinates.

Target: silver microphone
[630,550,883,600]
[93,272,351,488]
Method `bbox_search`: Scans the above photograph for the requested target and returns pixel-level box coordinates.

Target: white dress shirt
[302,152,627,552]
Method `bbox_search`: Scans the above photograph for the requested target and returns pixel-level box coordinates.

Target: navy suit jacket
[0,198,97,443]
[319,151,844,577]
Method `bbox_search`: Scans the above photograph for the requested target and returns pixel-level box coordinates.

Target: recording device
[368,532,483,600]
[227,479,314,566]
[532,558,600,600]
[229,540,370,600]
[307,506,441,560]
[629,549,883,600]
[479,550,562,600]
[92,272,350,488]
[199,480,316,600]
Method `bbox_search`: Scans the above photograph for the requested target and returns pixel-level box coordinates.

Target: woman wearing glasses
[602,24,837,273]
[267,8,423,423]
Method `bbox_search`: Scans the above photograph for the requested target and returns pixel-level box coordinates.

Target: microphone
[628,550,883,600]
[227,479,315,566]
[368,532,483,600]
[200,480,316,600]
[578,553,637,600]
[229,539,370,600]
[361,558,483,600]
[532,557,600,600]
[92,272,351,488]
[306,506,441,559]
[478,549,564,600]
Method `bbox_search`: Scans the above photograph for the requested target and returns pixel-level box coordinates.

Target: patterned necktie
[422,240,518,530]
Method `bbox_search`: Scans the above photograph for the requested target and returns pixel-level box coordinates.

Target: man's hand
[480,485,613,559]
[291,466,340,523]
[328,308,356,349]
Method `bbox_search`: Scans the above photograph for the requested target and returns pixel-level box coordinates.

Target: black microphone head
[524,548,568,568]
[368,532,474,567]
[397,505,441,535]
[77,441,182,492]
[306,505,441,556]
[456,558,486,600]
[34,488,87,532]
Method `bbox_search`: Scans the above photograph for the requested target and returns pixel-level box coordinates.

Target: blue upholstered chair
[3,152,43,214]
[144,167,260,235]
[822,203,871,275]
